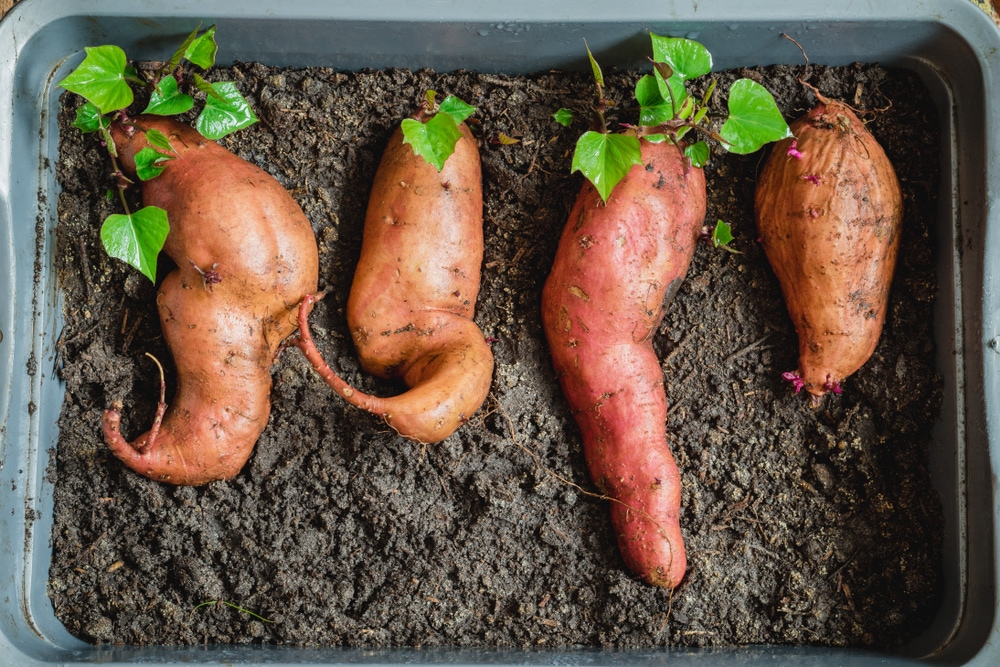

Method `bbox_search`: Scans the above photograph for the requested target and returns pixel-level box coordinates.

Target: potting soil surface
[49,61,944,649]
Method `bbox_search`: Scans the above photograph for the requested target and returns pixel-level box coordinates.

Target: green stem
[109,154,132,217]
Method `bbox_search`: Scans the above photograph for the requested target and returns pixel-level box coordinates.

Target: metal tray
[1,0,997,664]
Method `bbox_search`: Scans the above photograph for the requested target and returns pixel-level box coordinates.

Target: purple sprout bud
[781,371,806,393]
[823,374,843,395]
[786,139,804,160]
[188,259,222,293]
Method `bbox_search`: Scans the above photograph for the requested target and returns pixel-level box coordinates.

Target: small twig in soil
[525,152,552,177]
[477,73,571,96]
[52,326,66,373]
[121,312,144,354]
[76,236,92,287]
[745,541,782,561]
[666,394,689,416]
[192,600,274,624]
[662,332,693,367]
[826,548,859,580]
[723,333,772,365]
[57,321,104,350]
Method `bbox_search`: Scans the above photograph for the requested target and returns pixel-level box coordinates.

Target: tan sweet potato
[541,138,706,588]
[755,95,902,399]
[101,116,319,485]
[294,115,493,443]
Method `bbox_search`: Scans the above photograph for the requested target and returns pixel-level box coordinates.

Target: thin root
[487,396,670,538]
[144,352,168,449]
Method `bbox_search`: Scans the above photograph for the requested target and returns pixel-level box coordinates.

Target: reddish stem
[102,352,168,455]
[291,294,389,415]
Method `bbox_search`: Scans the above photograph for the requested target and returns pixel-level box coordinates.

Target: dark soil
[48,60,943,649]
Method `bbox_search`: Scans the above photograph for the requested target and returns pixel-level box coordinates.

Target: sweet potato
[294,116,493,444]
[541,138,706,588]
[755,94,902,400]
[101,116,319,485]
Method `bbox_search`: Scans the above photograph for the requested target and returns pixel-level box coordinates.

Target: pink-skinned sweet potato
[101,116,319,485]
[755,94,902,400]
[294,116,494,444]
[541,138,706,588]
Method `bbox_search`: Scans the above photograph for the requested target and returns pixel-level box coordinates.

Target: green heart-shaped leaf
[143,75,195,116]
[195,81,259,139]
[713,220,734,247]
[401,113,464,171]
[185,25,218,69]
[649,34,713,118]
[684,141,710,168]
[650,34,713,81]
[100,206,169,282]
[571,131,642,202]
[552,108,574,127]
[438,96,476,125]
[719,78,793,154]
[143,128,175,153]
[711,219,740,253]
[71,102,109,134]
[635,75,673,126]
[133,147,174,181]
[58,45,133,114]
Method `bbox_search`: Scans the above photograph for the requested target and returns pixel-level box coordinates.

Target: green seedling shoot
[400,90,477,171]
[58,25,259,281]
[703,219,741,254]
[566,34,792,203]
[552,108,574,127]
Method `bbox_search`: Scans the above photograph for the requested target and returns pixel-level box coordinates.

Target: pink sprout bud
[803,174,821,186]
[781,371,806,393]
[786,139,804,160]
[823,374,843,395]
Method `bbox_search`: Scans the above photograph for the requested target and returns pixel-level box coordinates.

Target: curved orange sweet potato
[294,117,493,444]
[541,138,705,588]
[102,116,319,485]
[755,97,902,400]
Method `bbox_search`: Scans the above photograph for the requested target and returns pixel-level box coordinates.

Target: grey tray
[1,0,997,664]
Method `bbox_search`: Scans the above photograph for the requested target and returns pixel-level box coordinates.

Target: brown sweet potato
[294,116,493,444]
[755,95,902,399]
[541,138,706,588]
[101,116,319,485]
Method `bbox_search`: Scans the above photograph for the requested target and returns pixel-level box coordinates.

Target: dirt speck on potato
[49,62,943,649]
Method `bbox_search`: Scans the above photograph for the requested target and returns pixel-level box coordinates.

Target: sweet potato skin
[755,100,902,398]
[103,117,319,485]
[541,139,705,588]
[295,119,493,443]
